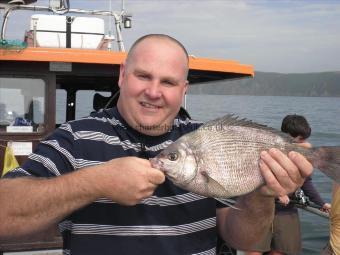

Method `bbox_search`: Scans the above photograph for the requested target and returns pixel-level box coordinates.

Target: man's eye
[163,80,175,86]
[138,74,149,79]
[168,152,178,161]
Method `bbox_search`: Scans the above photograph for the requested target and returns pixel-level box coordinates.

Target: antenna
[106,0,114,51]
[121,0,125,11]
[108,0,112,35]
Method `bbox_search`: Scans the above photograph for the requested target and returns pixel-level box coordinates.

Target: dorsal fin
[199,114,293,141]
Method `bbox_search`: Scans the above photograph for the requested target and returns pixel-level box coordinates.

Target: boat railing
[0,0,132,51]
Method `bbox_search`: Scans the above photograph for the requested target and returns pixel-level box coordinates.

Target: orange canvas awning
[0,47,254,83]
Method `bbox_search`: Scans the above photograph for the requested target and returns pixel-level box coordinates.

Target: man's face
[117,38,188,136]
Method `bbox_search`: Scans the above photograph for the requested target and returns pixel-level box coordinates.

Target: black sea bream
[151,115,340,198]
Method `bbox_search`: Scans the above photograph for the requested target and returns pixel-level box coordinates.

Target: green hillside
[188,71,340,96]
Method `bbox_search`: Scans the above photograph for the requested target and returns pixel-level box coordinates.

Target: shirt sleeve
[302,176,325,206]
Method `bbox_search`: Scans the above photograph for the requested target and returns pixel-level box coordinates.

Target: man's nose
[145,81,162,98]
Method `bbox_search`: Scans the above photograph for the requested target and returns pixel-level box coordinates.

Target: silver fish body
[151,115,340,198]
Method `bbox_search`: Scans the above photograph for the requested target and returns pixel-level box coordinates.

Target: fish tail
[312,146,340,183]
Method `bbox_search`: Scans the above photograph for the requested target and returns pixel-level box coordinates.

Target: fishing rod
[289,200,329,219]
[217,196,329,219]
[287,189,329,219]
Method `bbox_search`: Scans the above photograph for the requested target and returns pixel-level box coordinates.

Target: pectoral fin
[215,198,241,210]
[201,171,231,198]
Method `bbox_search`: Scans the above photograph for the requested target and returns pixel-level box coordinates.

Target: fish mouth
[150,158,179,184]
[150,158,165,172]
[149,156,196,186]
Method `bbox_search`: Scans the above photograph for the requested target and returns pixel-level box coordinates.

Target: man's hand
[258,148,313,197]
[278,195,290,206]
[92,157,165,205]
[321,203,331,213]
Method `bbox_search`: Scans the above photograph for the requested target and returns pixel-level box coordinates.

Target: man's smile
[140,101,162,109]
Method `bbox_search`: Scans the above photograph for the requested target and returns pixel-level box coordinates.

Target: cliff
[188,71,340,96]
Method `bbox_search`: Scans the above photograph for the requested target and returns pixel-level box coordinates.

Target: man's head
[117,34,189,136]
[281,114,311,141]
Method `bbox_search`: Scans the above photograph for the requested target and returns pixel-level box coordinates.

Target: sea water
[186,95,340,255]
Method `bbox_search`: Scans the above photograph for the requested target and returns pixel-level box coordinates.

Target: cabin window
[56,89,67,125]
[75,90,111,119]
[0,77,45,133]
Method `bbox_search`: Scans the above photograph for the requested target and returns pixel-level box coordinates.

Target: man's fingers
[135,158,166,185]
[147,168,165,185]
[259,148,314,198]
[266,148,301,184]
[259,158,286,197]
[260,149,297,193]
[288,151,313,179]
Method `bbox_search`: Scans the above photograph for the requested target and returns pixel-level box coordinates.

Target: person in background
[245,114,331,255]
[0,35,313,255]
[322,183,340,255]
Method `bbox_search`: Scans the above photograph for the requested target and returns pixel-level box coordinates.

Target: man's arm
[301,177,326,206]
[0,157,165,240]
[217,149,313,250]
[217,190,274,250]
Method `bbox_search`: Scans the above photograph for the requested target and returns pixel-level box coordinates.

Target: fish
[150,114,340,199]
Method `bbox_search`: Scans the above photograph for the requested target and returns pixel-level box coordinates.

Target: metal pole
[32,17,38,47]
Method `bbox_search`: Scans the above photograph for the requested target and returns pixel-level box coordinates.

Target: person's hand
[321,203,331,213]
[92,157,165,205]
[278,195,290,206]
[258,148,313,197]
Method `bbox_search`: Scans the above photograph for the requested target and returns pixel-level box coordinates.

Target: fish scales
[191,126,285,197]
[151,115,340,199]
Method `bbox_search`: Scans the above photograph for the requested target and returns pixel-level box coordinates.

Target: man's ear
[183,80,189,95]
[118,62,126,89]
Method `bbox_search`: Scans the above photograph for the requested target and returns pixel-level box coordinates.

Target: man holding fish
[0,34,315,254]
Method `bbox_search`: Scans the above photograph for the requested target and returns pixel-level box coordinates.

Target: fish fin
[199,114,288,138]
[201,171,232,197]
[312,146,340,184]
[215,198,241,210]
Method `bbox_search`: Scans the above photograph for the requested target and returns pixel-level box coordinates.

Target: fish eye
[168,152,178,161]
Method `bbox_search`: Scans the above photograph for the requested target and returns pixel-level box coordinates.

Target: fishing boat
[0,0,254,254]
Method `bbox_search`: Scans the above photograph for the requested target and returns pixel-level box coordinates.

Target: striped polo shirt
[6,107,218,255]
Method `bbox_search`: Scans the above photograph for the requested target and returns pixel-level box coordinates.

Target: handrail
[0,3,131,51]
